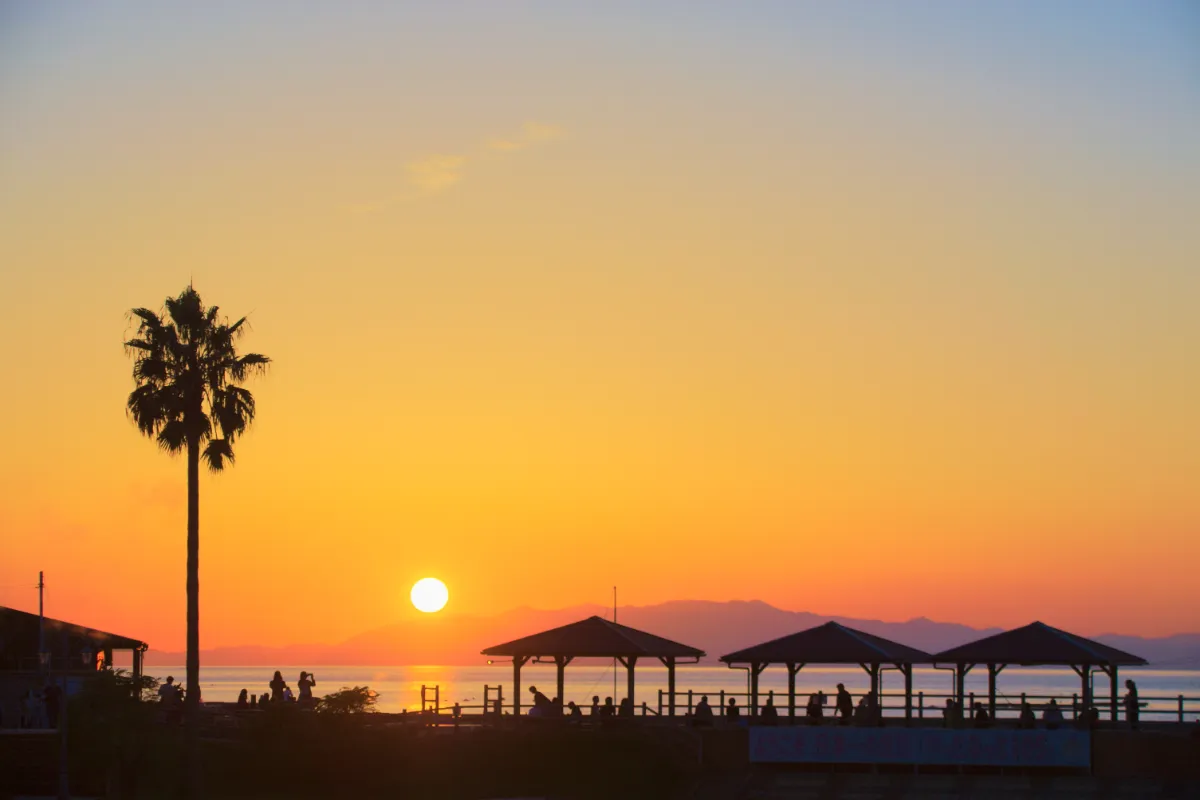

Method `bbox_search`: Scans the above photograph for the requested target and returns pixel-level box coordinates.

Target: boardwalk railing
[655,689,1200,724]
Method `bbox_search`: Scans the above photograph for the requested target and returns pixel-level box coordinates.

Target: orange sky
[1,4,1198,650]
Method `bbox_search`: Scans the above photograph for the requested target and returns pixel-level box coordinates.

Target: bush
[314,686,378,714]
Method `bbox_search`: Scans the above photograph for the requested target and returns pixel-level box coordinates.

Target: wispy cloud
[406,154,468,192]
[347,122,564,213]
[488,121,565,152]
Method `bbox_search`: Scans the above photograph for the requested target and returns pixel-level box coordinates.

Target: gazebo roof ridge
[932,620,1147,666]
[720,620,934,665]
[481,614,705,660]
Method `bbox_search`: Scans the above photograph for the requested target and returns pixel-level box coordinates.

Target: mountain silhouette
[143,600,1200,667]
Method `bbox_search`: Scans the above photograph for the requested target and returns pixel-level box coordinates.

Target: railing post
[719,690,725,716]
[968,692,975,714]
[918,691,924,719]
[642,701,647,716]
[658,689,663,717]
[1072,693,1078,719]
[1179,695,1185,724]
[687,689,693,715]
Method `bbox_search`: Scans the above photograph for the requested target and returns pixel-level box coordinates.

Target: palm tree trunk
[185,435,200,799]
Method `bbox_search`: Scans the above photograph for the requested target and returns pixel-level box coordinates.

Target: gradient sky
[1,2,1198,651]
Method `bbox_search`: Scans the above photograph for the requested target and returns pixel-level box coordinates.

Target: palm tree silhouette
[125,286,269,794]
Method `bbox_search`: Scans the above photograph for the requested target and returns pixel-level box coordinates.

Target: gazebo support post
[901,663,913,722]
[1106,665,1119,722]
[987,663,1003,718]
[1072,664,1092,712]
[512,655,529,716]
[750,662,767,718]
[659,656,676,717]
[956,663,974,712]
[616,656,638,708]
[786,663,802,720]
[554,656,573,704]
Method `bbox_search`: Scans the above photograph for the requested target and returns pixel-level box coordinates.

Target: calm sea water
[147,664,1200,720]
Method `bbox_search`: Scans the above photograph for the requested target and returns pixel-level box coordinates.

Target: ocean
[147,664,1200,721]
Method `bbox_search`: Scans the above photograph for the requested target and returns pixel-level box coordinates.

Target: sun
[411,577,449,613]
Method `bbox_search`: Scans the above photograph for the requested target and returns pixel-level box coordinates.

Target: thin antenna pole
[612,587,617,702]
[38,571,45,675]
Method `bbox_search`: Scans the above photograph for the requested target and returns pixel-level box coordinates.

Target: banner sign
[749,727,1090,768]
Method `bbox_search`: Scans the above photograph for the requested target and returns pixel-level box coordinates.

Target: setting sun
[411,578,449,613]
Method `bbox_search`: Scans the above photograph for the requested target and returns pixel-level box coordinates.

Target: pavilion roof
[0,605,147,653]
[481,615,705,660]
[720,621,933,665]
[932,621,1147,667]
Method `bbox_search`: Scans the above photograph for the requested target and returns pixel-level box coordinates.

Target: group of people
[523,685,636,719]
[234,671,318,710]
[678,679,1151,730]
[10,684,62,729]
[688,683,873,727]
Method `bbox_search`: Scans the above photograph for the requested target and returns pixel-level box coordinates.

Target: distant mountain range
[143,600,1200,668]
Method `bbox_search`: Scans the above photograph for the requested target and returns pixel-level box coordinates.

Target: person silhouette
[528,685,552,715]
[760,692,779,725]
[693,695,714,726]
[1124,679,1140,730]
[591,695,601,716]
[567,701,582,719]
[250,693,258,709]
[726,697,739,721]
[601,696,615,716]
[1018,701,1035,729]
[269,671,286,703]
[619,697,634,717]
[1043,698,1064,730]
[237,689,249,709]
[836,683,853,722]
[259,692,270,708]
[298,671,317,708]
[973,703,990,728]
[806,692,824,724]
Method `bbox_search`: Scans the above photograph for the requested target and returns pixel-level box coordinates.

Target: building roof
[720,621,933,665]
[0,605,147,653]
[481,615,705,660]
[932,621,1147,667]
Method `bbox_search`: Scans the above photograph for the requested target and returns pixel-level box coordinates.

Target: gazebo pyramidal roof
[481,615,705,660]
[720,621,933,665]
[932,621,1147,667]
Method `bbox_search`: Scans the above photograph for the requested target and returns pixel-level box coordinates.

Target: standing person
[269,671,287,703]
[236,689,249,709]
[836,683,854,723]
[298,672,316,708]
[693,695,714,726]
[726,697,740,721]
[760,693,779,725]
[1124,679,1140,730]
[158,676,179,704]
[590,695,601,716]
[601,696,615,716]
[1043,698,1064,730]
[806,693,824,725]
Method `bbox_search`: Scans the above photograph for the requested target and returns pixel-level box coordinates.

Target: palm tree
[125,286,269,794]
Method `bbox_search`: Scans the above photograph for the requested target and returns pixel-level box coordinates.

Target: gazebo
[932,621,1148,721]
[720,621,933,720]
[481,615,705,716]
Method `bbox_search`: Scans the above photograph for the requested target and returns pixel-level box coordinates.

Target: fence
[655,688,1200,725]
